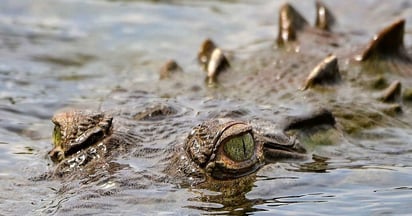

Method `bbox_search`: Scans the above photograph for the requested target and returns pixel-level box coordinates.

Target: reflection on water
[1,0,412,215]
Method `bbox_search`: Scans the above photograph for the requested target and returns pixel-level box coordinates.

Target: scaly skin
[48,110,140,178]
[49,109,307,182]
[192,3,411,135]
[48,2,412,186]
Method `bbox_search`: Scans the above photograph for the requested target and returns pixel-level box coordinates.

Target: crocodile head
[48,110,113,163]
[47,1,412,185]
[48,108,308,181]
[185,118,305,180]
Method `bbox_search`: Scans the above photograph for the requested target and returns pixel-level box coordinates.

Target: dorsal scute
[159,59,183,80]
[380,80,402,103]
[301,55,341,90]
[356,19,406,61]
[315,0,335,31]
[197,38,230,84]
[276,3,309,45]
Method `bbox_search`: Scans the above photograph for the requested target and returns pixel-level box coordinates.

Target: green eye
[52,125,62,147]
[223,133,255,162]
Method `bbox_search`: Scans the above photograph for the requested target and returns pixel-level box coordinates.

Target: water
[1,0,412,215]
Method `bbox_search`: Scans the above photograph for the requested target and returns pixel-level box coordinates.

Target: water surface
[1,0,412,215]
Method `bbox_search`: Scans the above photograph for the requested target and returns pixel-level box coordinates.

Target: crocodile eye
[52,125,62,147]
[223,133,255,162]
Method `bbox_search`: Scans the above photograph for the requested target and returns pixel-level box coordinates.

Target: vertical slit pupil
[223,133,255,162]
[242,138,246,158]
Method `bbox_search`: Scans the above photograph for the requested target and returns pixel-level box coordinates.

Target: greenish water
[0,0,412,215]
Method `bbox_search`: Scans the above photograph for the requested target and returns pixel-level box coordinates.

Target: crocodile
[47,1,411,193]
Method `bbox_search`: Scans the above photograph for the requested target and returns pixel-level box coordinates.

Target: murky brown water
[1,0,412,215]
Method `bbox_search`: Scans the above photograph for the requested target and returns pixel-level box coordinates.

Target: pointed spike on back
[380,80,402,103]
[381,104,402,116]
[356,19,406,61]
[277,3,309,45]
[315,1,336,31]
[301,55,341,90]
[197,39,230,84]
[207,48,230,79]
[198,38,217,68]
[159,59,183,80]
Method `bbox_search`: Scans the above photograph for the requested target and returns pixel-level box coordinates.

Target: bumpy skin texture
[179,119,265,180]
[49,111,113,163]
[49,110,305,181]
[48,2,412,183]
[49,110,139,178]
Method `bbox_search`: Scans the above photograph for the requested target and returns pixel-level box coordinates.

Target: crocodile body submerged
[47,1,411,192]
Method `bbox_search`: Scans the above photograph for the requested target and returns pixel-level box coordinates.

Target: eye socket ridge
[222,132,255,162]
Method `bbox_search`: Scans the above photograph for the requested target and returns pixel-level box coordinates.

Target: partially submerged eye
[52,125,62,147]
[223,133,255,162]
